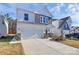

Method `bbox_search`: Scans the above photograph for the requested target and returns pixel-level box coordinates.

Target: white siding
[63,30,69,35]
[17,8,35,23]
[0,17,7,37]
[52,20,59,28]
[75,29,79,33]
[70,28,79,33]
[50,27,61,36]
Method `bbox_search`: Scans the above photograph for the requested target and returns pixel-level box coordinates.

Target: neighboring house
[51,16,72,37]
[66,27,79,38]
[70,27,79,33]
[0,15,7,37]
[16,7,52,38]
[0,15,16,37]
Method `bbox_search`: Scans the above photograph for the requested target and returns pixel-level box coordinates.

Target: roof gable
[60,16,70,21]
[59,16,71,29]
[63,22,70,30]
[34,7,52,17]
[17,7,52,17]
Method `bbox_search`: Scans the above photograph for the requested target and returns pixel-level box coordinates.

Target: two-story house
[16,7,52,39]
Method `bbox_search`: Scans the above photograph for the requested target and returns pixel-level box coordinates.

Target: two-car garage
[17,21,47,39]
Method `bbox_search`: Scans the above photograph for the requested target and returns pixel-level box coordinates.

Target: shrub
[50,35,65,41]
[15,33,21,41]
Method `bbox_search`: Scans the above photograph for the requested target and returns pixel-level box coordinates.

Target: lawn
[62,39,79,49]
[0,36,24,55]
[0,43,24,55]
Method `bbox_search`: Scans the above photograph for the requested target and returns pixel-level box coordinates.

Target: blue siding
[63,22,70,30]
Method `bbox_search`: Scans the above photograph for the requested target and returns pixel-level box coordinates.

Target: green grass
[0,36,13,42]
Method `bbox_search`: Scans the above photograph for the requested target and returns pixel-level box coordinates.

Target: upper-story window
[43,17,45,23]
[40,16,43,23]
[63,22,70,30]
[45,16,49,24]
[40,15,51,24]
[24,13,28,21]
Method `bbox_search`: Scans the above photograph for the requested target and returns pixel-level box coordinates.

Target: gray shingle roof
[59,16,70,28]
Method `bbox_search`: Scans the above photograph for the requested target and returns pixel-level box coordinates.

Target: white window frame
[40,16,44,23]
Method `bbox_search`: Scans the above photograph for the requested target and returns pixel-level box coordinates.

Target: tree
[4,13,12,20]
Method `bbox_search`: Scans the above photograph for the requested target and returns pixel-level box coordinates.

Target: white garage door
[17,22,47,39]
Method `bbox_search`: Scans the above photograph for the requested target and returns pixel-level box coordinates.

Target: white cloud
[64,4,79,26]
[70,12,79,26]
[71,12,79,23]
[66,4,79,14]
[65,4,75,14]
[50,3,64,15]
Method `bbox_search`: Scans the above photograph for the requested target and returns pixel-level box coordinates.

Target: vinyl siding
[35,14,40,24]
[17,8,35,23]
[0,16,7,36]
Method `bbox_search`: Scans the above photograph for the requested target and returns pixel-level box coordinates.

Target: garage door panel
[22,29,44,38]
[17,23,47,39]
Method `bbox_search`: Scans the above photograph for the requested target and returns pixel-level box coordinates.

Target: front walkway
[21,38,79,55]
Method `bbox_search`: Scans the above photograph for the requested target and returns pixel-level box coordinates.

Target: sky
[0,3,79,26]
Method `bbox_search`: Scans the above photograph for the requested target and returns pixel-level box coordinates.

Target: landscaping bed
[0,36,13,42]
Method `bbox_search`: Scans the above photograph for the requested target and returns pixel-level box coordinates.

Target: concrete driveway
[21,38,79,55]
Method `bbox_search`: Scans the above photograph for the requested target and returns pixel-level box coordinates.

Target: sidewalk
[21,38,79,55]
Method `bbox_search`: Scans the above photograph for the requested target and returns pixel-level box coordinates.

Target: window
[24,13,28,20]
[43,20,45,23]
[41,17,42,20]
[45,17,48,24]
[40,19,42,23]
[43,17,45,23]
[40,16,43,23]
[63,23,70,30]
